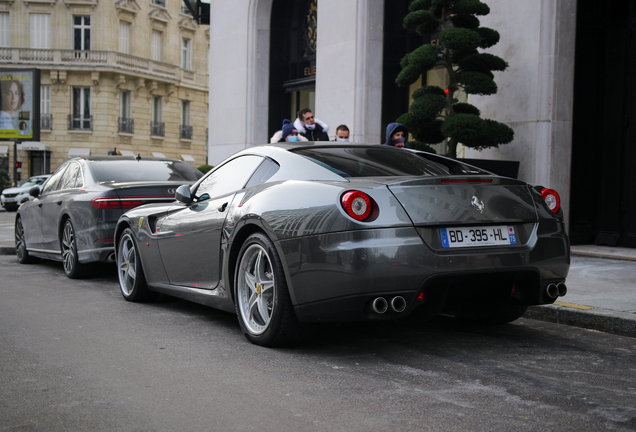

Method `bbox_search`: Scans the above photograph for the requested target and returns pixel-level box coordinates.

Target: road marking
[554,301,594,310]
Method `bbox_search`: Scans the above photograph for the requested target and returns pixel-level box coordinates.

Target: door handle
[218,202,228,212]
[37,202,42,207]
[57,200,63,205]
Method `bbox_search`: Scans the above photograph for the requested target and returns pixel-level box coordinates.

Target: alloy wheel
[61,221,76,274]
[118,233,137,296]
[237,243,275,335]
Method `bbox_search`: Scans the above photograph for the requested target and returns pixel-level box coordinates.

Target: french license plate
[4,197,15,203]
[440,225,517,248]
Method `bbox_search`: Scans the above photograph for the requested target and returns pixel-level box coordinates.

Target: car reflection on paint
[113,143,570,347]
[15,156,203,278]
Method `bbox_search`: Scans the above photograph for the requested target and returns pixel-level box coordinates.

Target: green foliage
[395,0,513,157]
[197,164,214,174]
[408,141,438,153]
[0,170,10,191]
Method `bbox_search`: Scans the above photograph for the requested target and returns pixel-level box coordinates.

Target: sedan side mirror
[29,186,40,198]
[175,185,192,204]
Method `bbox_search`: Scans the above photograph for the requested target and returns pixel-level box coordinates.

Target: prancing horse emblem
[471,196,485,213]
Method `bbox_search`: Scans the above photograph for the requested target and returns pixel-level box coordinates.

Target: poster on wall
[0,69,40,141]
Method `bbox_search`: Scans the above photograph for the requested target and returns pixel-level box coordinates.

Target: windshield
[18,177,47,188]
[89,160,203,183]
[292,147,452,177]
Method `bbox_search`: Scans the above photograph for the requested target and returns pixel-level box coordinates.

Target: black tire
[15,215,37,264]
[61,219,94,279]
[456,304,528,325]
[117,228,157,302]
[234,232,306,347]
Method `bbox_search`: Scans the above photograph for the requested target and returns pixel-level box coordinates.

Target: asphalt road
[1,254,635,432]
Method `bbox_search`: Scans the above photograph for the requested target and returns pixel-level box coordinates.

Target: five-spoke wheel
[234,232,306,347]
[117,228,155,302]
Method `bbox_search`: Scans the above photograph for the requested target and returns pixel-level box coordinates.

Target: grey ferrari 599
[114,143,570,347]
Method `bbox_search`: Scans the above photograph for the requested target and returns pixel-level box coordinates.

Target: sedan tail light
[92,197,143,210]
[541,188,561,213]
[341,190,376,221]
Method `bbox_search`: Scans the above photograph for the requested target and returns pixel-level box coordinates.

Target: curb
[0,245,16,255]
[525,304,636,338]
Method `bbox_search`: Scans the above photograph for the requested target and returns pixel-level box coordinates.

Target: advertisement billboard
[0,69,41,141]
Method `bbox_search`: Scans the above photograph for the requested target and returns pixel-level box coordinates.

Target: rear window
[89,160,203,183]
[292,147,452,177]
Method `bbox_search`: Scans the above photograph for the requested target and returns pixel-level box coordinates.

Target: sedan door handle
[218,202,228,212]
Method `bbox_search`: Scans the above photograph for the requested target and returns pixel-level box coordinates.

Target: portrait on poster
[0,69,41,141]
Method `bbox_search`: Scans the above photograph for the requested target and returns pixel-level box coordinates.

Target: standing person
[270,119,309,143]
[333,125,350,142]
[293,108,329,141]
[0,77,23,130]
[383,122,409,148]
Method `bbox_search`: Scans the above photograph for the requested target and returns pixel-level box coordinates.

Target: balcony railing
[68,114,93,131]
[40,114,53,130]
[118,117,135,134]
[180,124,193,140]
[150,121,165,137]
[0,48,204,82]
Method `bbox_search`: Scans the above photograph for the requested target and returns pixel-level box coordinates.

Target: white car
[1,175,51,211]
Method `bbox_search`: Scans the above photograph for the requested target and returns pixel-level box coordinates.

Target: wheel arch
[226,222,296,306]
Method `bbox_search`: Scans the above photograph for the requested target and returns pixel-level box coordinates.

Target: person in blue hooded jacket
[383,122,409,148]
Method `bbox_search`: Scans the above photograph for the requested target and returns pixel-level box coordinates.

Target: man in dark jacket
[294,108,330,141]
[383,122,409,148]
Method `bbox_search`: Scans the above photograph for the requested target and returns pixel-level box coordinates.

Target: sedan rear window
[89,160,203,183]
[293,147,451,177]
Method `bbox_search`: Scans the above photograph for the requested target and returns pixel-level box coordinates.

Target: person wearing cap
[383,122,409,148]
[270,119,309,143]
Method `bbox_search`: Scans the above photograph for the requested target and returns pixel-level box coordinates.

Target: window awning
[68,147,91,158]
[151,152,166,158]
[119,150,135,156]
[0,145,8,157]
[180,154,195,163]
[17,142,52,152]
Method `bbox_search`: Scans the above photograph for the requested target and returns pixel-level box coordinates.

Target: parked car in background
[15,156,203,278]
[1,175,51,211]
[113,143,570,347]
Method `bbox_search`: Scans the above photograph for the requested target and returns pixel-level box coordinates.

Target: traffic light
[15,161,22,169]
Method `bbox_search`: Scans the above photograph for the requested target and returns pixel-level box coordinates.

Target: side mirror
[175,185,192,204]
[29,186,40,198]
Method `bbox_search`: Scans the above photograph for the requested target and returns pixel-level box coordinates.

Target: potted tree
[395,0,518,177]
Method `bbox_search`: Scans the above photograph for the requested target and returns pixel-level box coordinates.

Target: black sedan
[15,156,203,278]
[114,144,570,347]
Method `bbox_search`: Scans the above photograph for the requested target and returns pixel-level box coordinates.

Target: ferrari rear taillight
[541,188,561,213]
[341,190,374,221]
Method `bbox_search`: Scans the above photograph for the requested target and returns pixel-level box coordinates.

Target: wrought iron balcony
[118,117,135,134]
[150,121,165,137]
[67,114,93,131]
[40,114,53,130]
[180,124,193,140]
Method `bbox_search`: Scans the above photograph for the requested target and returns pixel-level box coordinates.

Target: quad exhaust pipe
[546,282,567,299]
[370,296,407,314]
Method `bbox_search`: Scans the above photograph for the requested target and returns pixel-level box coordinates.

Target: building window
[181,1,191,15]
[31,14,51,49]
[69,87,92,130]
[0,13,10,47]
[41,85,52,130]
[119,91,133,133]
[73,16,91,51]
[182,38,192,70]
[151,30,163,62]
[152,0,166,7]
[180,100,192,139]
[119,21,131,55]
[151,96,164,136]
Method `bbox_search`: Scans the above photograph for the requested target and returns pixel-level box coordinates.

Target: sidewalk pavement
[1,207,634,337]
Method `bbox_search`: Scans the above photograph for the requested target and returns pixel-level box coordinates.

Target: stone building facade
[0,0,209,183]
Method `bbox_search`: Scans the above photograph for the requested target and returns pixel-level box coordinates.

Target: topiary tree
[396,0,514,158]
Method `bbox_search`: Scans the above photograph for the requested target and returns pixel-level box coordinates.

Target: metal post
[13,140,19,187]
